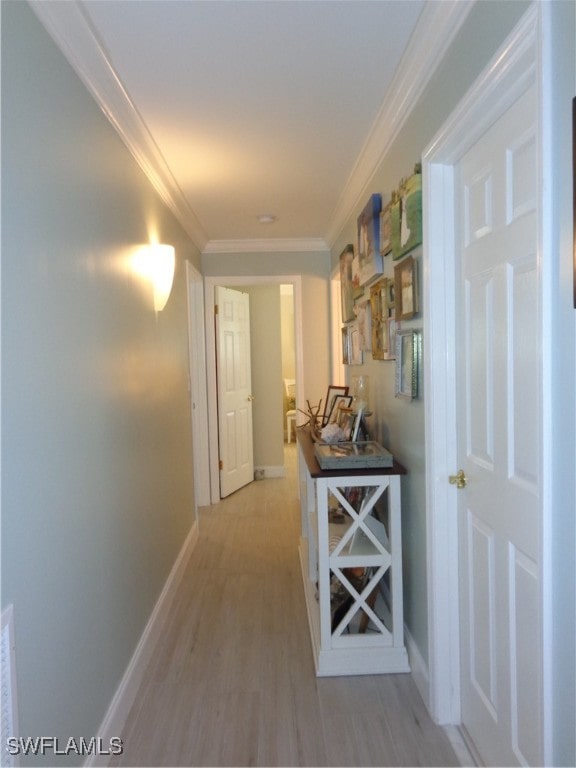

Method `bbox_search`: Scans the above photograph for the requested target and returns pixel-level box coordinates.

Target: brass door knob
[449,469,468,489]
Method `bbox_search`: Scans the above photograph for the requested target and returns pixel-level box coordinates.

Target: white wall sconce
[150,243,175,312]
[132,243,175,312]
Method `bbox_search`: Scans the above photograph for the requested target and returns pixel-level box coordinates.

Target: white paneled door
[455,84,541,766]
[216,286,254,498]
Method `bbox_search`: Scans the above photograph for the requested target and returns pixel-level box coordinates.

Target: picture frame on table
[326,394,353,424]
[394,255,418,321]
[337,407,357,441]
[323,384,349,425]
[395,329,421,400]
[357,193,383,286]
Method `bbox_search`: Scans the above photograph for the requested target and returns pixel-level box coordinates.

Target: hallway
[111,444,461,767]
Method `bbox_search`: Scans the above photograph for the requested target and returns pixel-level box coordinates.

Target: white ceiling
[31,1,471,252]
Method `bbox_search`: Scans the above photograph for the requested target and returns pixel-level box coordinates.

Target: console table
[297,428,410,676]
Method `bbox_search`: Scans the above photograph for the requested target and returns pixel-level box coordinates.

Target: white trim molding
[422,8,558,765]
[325,0,473,248]
[205,275,304,504]
[29,0,472,257]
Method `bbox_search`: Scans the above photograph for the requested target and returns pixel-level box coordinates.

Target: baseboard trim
[405,623,431,712]
[404,627,474,766]
[84,520,199,767]
[254,465,286,479]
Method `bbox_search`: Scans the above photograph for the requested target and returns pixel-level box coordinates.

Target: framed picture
[386,277,395,311]
[339,244,356,323]
[351,247,363,299]
[349,323,363,365]
[385,317,397,361]
[391,166,422,260]
[341,326,350,365]
[357,193,383,286]
[395,329,421,400]
[337,406,356,441]
[354,298,372,352]
[380,201,393,256]
[394,255,419,320]
[370,278,387,360]
[323,384,349,425]
[326,394,352,424]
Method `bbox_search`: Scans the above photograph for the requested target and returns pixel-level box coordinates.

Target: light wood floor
[111,444,462,767]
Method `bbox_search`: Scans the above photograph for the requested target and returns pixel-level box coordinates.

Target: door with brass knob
[448,469,467,489]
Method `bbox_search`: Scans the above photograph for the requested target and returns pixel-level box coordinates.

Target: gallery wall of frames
[339,164,423,401]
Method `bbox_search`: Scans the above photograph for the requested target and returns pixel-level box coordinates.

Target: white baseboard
[405,622,431,712]
[84,521,199,767]
[254,465,286,479]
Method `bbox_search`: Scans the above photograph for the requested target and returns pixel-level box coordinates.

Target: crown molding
[29,0,472,257]
[203,238,330,255]
[28,0,209,252]
[325,0,474,249]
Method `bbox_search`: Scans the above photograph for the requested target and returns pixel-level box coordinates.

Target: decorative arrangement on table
[297,379,393,470]
[338,163,423,400]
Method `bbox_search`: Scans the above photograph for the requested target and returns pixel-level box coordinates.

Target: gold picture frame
[394,255,418,321]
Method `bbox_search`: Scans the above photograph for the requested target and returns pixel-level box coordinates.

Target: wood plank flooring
[111,444,462,767]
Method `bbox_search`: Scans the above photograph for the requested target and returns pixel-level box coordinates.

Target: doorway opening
[205,275,304,504]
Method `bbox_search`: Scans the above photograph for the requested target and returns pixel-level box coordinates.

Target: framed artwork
[354,299,372,352]
[341,326,350,365]
[351,247,363,299]
[394,255,419,321]
[386,277,395,311]
[326,394,352,424]
[395,329,421,400]
[385,317,397,361]
[323,384,349,425]
[337,406,356,441]
[391,166,423,260]
[370,278,387,360]
[380,201,393,256]
[357,193,383,286]
[339,244,356,322]
[349,324,363,365]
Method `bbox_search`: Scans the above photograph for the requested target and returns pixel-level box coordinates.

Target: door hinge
[214,304,219,315]
[219,459,223,470]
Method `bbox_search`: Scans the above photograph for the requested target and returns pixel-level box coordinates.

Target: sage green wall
[1,3,199,763]
[331,0,531,667]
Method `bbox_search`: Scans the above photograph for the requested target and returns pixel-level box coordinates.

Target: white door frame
[186,261,211,508]
[205,275,304,504]
[423,4,553,755]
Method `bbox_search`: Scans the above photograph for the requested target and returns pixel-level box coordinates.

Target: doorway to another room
[205,275,304,504]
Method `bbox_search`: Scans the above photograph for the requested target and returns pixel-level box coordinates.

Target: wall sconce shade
[132,243,175,311]
[150,244,175,312]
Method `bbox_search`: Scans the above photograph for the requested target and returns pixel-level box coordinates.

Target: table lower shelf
[299,539,410,677]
